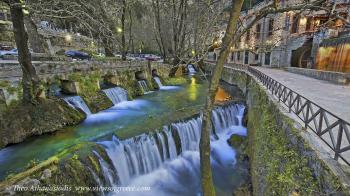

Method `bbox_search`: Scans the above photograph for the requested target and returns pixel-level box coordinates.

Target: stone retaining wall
[219,65,350,195]
[285,67,350,85]
[0,60,171,82]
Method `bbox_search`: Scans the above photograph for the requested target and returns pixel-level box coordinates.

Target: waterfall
[153,77,163,87]
[63,96,92,115]
[95,103,246,194]
[103,87,128,105]
[188,64,197,74]
[138,80,150,94]
[154,76,179,90]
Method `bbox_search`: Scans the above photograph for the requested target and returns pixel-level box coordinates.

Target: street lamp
[117,27,123,33]
[65,34,72,42]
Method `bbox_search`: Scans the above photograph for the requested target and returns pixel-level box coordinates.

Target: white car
[0,48,33,58]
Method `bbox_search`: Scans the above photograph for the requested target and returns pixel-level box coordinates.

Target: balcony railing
[226,64,350,165]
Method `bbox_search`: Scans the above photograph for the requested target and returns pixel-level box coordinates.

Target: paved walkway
[255,67,350,123]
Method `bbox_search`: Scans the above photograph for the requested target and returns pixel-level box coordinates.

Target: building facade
[209,0,350,72]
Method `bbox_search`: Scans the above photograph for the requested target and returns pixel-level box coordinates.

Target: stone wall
[0,60,173,105]
[220,66,350,195]
[285,67,350,85]
[0,60,148,81]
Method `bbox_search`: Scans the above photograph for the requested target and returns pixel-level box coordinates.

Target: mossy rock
[0,98,85,149]
[83,91,113,113]
[228,134,245,149]
[0,142,115,195]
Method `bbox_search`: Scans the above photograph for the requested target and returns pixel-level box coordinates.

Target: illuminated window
[305,17,313,31]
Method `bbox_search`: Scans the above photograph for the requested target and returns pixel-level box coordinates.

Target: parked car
[0,45,12,51]
[0,48,33,58]
[145,54,161,61]
[126,56,136,61]
[65,50,91,60]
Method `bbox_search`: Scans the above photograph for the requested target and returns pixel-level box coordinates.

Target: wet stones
[60,80,80,95]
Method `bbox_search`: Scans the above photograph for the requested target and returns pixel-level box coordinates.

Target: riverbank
[0,98,85,149]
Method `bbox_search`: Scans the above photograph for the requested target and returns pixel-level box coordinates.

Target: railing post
[334,122,343,161]
[304,101,310,128]
[318,110,324,135]
[288,93,292,112]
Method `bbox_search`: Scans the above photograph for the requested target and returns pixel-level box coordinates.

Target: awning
[320,35,350,47]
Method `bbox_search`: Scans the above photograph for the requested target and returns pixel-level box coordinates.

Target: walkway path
[255,67,350,123]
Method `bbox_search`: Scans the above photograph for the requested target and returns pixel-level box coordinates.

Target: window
[305,17,313,31]
[231,52,234,61]
[268,19,274,36]
[0,12,5,21]
[237,52,241,61]
[265,52,271,65]
[255,53,259,61]
[256,24,261,40]
[285,14,290,31]
[291,15,299,34]
[244,51,249,64]
[246,29,250,41]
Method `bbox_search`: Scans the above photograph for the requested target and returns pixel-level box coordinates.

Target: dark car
[65,50,91,60]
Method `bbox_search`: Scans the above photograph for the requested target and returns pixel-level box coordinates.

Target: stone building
[209,0,350,72]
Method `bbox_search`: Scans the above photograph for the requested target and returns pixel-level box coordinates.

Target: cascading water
[153,77,163,87]
[188,64,197,75]
[138,80,150,94]
[103,87,128,105]
[63,96,92,115]
[153,77,179,90]
[95,104,247,196]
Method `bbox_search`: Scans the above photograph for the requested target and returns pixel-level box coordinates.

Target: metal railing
[226,64,350,165]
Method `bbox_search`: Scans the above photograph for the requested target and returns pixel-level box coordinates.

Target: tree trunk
[9,0,40,104]
[128,8,134,54]
[24,14,49,54]
[152,0,166,61]
[103,38,114,57]
[121,0,127,61]
[199,0,244,195]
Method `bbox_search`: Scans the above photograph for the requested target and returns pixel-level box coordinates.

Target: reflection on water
[188,77,198,101]
[215,87,231,102]
[0,78,208,180]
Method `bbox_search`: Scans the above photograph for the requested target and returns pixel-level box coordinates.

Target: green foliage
[249,83,317,195]
[55,49,66,56]
[164,77,188,86]
[26,159,40,169]
[68,72,101,97]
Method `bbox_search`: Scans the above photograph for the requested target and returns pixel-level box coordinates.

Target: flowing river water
[0,76,248,195]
